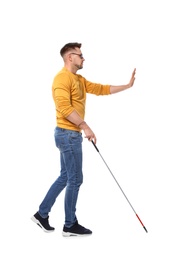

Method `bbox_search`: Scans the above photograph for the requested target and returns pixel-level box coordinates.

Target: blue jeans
[39,127,83,227]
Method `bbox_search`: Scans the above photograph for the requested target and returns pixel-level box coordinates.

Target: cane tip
[143,226,148,233]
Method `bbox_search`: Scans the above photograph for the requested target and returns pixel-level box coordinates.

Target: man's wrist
[78,121,86,127]
[78,121,89,130]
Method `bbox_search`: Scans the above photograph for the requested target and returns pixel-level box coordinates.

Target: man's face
[69,47,85,70]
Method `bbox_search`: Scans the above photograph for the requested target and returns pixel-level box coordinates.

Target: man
[31,42,136,237]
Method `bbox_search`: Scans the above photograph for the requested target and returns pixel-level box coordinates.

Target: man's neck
[64,64,77,74]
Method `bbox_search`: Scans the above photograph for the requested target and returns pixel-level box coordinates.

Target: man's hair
[60,42,82,57]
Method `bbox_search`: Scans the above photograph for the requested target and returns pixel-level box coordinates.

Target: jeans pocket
[54,133,64,149]
[69,131,83,144]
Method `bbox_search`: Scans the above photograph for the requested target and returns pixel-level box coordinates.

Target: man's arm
[66,111,96,143]
[110,68,136,94]
[66,68,136,143]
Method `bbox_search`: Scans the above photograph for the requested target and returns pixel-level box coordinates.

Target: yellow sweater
[52,67,110,131]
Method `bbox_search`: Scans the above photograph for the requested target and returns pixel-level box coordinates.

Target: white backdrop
[0,0,173,259]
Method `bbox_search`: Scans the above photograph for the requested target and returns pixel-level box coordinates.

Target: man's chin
[75,64,83,70]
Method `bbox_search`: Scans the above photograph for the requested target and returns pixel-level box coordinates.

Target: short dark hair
[60,42,82,57]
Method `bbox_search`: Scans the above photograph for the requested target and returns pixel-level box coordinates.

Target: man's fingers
[84,135,96,144]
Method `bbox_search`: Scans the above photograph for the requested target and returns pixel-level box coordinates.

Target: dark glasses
[70,53,84,59]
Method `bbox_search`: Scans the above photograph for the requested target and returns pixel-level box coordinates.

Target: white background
[0,0,173,259]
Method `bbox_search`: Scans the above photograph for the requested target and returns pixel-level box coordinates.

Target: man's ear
[68,53,72,62]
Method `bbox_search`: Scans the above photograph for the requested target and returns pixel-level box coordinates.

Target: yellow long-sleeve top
[52,67,110,131]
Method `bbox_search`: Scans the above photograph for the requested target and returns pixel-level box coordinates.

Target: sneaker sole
[62,231,92,237]
[31,216,55,233]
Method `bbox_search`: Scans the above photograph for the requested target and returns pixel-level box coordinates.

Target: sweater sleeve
[52,74,75,118]
[82,77,110,95]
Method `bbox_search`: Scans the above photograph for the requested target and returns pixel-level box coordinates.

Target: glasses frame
[70,53,84,59]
